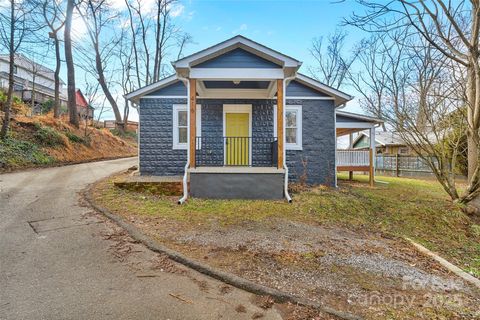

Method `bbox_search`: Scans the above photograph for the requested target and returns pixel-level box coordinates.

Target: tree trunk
[123,98,129,127]
[64,0,78,127]
[31,72,35,114]
[94,42,123,132]
[53,33,61,118]
[466,61,480,181]
[0,0,16,139]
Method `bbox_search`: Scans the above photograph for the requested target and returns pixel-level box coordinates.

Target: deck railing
[195,136,277,167]
[336,149,370,167]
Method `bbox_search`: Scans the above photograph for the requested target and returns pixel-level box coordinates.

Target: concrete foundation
[189,167,284,199]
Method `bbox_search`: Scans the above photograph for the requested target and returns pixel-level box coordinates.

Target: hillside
[0,112,137,172]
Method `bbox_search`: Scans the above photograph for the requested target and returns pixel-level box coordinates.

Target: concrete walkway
[0,158,282,320]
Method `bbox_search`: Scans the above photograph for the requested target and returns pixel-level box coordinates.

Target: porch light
[233,80,241,85]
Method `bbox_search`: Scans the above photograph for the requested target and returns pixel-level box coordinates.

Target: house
[353,131,414,156]
[0,54,67,112]
[126,36,382,201]
[75,89,94,121]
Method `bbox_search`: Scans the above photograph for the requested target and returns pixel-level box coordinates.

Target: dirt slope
[0,114,137,172]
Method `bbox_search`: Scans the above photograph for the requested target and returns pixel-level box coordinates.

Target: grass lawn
[94,173,480,279]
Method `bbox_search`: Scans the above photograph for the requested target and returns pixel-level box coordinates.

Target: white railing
[337,149,370,166]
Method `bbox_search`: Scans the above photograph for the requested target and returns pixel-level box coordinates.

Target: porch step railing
[336,149,370,166]
[195,136,277,167]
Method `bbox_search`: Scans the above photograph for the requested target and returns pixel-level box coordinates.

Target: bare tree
[41,0,65,118]
[308,29,358,89]
[124,0,191,86]
[64,0,78,127]
[385,37,466,201]
[348,36,389,131]
[0,0,31,138]
[76,0,125,132]
[346,0,480,206]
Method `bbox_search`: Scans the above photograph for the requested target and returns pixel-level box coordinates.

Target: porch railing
[336,149,370,167]
[195,136,277,167]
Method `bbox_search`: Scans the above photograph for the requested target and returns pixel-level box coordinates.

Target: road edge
[84,183,362,320]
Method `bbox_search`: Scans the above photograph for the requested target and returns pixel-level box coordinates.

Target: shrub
[65,131,88,145]
[33,123,66,147]
[111,128,138,140]
[0,137,54,169]
[41,99,54,114]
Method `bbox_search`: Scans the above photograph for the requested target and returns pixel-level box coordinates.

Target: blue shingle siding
[286,80,329,97]
[286,99,336,186]
[193,48,281,69]
[146,81,187,96]
[139,98,187,176]
[197,101,224,166]
[139,97,336,186]
[196,99,276,167]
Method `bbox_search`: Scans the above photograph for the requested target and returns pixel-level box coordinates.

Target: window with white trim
[172,104,201,150]
[273,105,302,150]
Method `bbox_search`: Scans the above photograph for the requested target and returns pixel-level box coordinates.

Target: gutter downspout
[178,75,190,204]
[283,75,295,203]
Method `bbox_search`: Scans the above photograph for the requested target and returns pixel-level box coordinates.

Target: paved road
[0,158,282,320]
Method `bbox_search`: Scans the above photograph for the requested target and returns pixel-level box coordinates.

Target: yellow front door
[225,113,249,165]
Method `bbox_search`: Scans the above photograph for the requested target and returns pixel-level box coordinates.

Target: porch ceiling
[197,79,277,99]
[203,80,270,89]
[336,128,368,137]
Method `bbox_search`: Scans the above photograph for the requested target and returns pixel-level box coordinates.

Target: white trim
[335,122,375,129]
[222,104,252,166]
[267,80,277,98]
[172,104,201,150]
[370,127,376,171]
[287,96,334,100]
[190,68,284,80]
[198,88,270,99]
[352,131,385,147]
[336,110,383,123]
[296,74,352,101]
[125,74,178,101]
[140,95,186,99]
[334,110,338,187]
[273,105,302,150]
[173,35,301,69]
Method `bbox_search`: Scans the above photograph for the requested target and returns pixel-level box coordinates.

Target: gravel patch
[320,253,465,292]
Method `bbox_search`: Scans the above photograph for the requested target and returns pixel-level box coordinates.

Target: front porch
[336,111,381,186]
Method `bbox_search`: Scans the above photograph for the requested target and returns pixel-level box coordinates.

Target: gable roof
[336,110,384,123]
[173,35,301,69]
[295,74,353,106]
[75,89,89,108]
[353,131,405,147]
[125,74,178,103]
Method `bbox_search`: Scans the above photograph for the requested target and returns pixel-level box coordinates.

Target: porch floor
[188,167,285,174]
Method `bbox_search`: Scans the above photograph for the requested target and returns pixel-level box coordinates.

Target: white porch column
[369,126,376,186]
[348,133,354,180]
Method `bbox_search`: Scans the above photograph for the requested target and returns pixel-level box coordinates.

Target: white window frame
[172,104,201,150]
[273,104,302,150]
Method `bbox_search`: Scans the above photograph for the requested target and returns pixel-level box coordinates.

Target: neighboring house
[353,131,414,156]
[75,89,94,120]
[0,54,67,112]
[126,36,382,201]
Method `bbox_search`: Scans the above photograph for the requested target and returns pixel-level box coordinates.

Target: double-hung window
[273,105,302,150]
[172,104,201,149]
